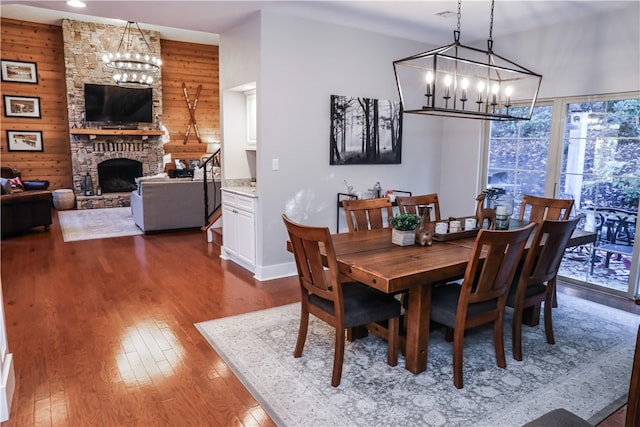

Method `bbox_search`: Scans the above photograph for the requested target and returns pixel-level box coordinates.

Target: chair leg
[331,327,345,387]
[512,306,523,362]
[453,327,465,389]
[544,293,555,345]
[387,316,399,367]
[494,314,506,369]
[294,309,309,358]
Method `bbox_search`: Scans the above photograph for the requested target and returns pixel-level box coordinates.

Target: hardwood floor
[1,210,635,426]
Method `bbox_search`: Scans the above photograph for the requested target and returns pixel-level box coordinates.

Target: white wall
[219,12,260,181]
[440,2,640,215]
[255,11,441,276]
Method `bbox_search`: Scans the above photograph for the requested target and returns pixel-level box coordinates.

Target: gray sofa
[131,178,219,233]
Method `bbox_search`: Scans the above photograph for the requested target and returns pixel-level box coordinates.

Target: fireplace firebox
[98,159,143,193]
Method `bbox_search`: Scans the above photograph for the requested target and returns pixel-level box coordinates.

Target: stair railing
[199,147,222,227]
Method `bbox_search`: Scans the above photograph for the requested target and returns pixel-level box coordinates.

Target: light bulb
[426,71,433,84]
[444,75,452,87]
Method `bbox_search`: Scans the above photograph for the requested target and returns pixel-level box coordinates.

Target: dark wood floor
[1,210,635,426]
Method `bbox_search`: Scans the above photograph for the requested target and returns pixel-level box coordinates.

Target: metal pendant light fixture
[393,0,542,121]
[102,21,162,87]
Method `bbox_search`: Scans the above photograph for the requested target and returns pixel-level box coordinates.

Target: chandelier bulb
[426,71,434,84]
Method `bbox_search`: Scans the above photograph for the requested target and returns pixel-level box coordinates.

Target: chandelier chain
[456,0,461,34]
[488,0,495,42]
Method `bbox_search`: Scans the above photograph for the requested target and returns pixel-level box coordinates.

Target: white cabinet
[221,190,256,271]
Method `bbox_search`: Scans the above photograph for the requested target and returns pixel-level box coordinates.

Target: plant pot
[392,228,415,246]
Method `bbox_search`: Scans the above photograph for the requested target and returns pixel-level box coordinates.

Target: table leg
[522,303,541,326]
[405,285,431,374]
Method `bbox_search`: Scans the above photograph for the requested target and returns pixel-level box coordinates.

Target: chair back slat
[519,194,574,222]
[342,197,393,232]
[396,193,442,221]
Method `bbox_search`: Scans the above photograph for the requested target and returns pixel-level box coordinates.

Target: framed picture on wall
[1,60,38,84]
[330,94,402,165]
[3,95,41,118]
[6,130,44,152]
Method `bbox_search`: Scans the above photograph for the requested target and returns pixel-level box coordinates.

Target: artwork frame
[1,59,38,84]
[6,130,44,152]
[189,159,201,169]
[330,94,402,165]
[175,159,187,170]
[3,95,41,118]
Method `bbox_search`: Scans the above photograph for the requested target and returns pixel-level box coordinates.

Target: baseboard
[253,261,297,282]
[0,353,15,422]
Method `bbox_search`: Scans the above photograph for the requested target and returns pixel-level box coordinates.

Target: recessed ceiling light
[66,1,87,8]
[435,11,456,18]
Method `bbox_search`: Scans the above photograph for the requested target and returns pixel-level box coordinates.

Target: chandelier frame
[393,0,542,121]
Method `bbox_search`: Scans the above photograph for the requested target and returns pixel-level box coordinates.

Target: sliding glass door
[556,95,639,297]
[485,93,640,298]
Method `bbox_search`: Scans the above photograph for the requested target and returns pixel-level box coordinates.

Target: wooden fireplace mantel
[69,129,165,136]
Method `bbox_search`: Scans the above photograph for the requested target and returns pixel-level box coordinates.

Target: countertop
[221,186,257,198]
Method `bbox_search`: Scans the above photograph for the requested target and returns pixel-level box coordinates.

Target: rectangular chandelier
[394,41,542,121]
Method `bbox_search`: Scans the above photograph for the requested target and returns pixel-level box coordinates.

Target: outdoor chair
[282,214,401,387]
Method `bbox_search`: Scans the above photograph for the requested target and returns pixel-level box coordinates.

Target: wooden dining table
[323,221,596,374]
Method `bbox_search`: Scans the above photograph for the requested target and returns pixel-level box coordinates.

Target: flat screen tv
[84,83,153,124]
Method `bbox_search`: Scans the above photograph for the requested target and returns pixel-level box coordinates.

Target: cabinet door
[236,209,256,266]
[222,204,238,256]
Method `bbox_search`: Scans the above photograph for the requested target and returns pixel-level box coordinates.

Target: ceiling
[0,1,634,46]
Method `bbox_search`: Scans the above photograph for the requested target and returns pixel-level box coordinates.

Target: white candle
[444,74,452,98]
[496,205,507,215]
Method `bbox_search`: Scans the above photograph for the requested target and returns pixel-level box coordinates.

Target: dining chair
[518,194,574,222]
[282,214,401,387]
[506,216,581,361]
[518,194,575,308]
[342,197,394,232]
[430,222,536,389]
[396,193,442,222]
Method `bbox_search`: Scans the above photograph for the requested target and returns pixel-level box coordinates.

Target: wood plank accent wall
[0,19,220,190]
[160,40,220,163]
[0,18,72,190]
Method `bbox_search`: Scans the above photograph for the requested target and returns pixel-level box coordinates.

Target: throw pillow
[0,177,10,195]
[9,177,24,193]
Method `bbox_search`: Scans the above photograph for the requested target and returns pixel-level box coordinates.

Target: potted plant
[390,213,420,246]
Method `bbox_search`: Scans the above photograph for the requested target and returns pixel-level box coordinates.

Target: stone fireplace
[70,132,164,208]
[98,158,143,193]
[62,19,164,209]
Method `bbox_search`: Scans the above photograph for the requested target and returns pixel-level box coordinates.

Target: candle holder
[493,194,514,230]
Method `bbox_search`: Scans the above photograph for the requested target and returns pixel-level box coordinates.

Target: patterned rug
[58,207,142,242]
[196,294,639,427]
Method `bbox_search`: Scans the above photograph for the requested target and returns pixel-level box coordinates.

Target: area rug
[58,207,142,242]
[196,294,639,427]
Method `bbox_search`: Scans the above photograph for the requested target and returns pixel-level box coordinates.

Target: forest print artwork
[330,95,402,165]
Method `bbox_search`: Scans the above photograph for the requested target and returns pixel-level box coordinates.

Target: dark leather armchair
[1,167,52,237]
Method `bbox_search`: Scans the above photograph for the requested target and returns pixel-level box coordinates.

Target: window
[486,104,553,215]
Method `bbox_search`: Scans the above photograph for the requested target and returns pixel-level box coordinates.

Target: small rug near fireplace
[196,294,639,427]
[58,207,142,242]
